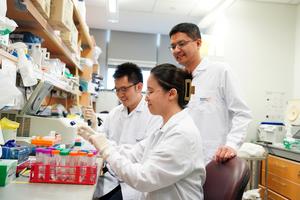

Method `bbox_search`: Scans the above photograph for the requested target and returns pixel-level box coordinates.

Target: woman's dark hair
[169,22,201,40]
[113,62,143,84]
[150,63,193,109]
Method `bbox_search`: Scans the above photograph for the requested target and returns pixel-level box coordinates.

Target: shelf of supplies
[34,69,80,95]
[0,49,18,63]
[72,0,93,49]
[6,0,82,72]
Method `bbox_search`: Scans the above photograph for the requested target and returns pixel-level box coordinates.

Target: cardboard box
[49,0,74,31]
[0,159,17,187]
[31,0,51,19]
[61,21,78,53]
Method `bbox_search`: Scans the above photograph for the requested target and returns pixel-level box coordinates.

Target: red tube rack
[29,162,97,185]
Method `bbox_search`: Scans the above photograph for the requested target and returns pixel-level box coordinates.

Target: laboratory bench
[257,142,300,200]
[259,142,300,162]
[0,174,97,200]
[0,155,103,200]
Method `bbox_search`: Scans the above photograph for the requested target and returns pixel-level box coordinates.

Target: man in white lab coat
[169,23,252,164]
[84,62,162,200]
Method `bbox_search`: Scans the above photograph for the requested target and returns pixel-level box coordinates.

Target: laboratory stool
[238,153,268,200]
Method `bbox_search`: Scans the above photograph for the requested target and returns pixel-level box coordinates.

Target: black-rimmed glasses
[168,40,195,51]
[113,83,137,93]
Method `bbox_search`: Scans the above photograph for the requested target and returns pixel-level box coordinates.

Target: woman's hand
[77,125,111,160]
[77,125,97,140]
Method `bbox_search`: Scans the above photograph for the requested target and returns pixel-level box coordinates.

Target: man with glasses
[84,62,162,200]
[169,23,252,164]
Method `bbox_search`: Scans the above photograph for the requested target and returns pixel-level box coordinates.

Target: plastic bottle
[10,42,37,86]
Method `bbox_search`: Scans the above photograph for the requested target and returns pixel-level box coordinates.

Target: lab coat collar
[160,109,187,133]
[120,95,146,116]
[192,57,209,77]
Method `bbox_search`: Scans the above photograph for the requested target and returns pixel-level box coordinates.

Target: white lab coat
[106,109,206,200]
[100,97,162,145]
[187,57,252,164]
[94,97,162,200]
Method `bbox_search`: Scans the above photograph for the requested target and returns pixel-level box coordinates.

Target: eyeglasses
[168,40,195,51]
[113,83,137,93]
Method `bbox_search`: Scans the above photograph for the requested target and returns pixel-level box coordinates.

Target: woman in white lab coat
[78,63,206,200]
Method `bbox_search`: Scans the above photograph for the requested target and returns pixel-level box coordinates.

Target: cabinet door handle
[271,178,287,187]
[298,171,300,177]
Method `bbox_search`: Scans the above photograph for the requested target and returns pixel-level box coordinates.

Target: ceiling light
[108,0,117,13]
[106,0,119,23]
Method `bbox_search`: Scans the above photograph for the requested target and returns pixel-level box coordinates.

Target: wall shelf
[34,69,80,95]
[5,0,96,108]
[6,0,82,72]
[0,49,18,63]
[72,0,93,50]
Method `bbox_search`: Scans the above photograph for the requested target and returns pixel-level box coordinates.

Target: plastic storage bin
[1,146,31,164]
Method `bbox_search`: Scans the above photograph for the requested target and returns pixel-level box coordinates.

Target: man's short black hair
[113,62,143,83]
[169,23,201,40]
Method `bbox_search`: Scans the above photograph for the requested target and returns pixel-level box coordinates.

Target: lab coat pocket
[136,136,145,142]
[192,90,217,114]
[136,132,146,142]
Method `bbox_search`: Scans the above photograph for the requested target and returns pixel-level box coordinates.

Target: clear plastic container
[87,152,96,182]
[69,151,79,166]
[69,151,79,181]
[78,151,87,182]
[51,149,60,180]
[43,149,52,180]
[43,149,52,165]
[35,148,45,179]
[87,152,95,166]
[58,149,70,181]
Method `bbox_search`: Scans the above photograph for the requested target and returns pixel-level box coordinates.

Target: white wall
[294,5,300,98]
[91,0,299,142]
[221,0,296,141]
